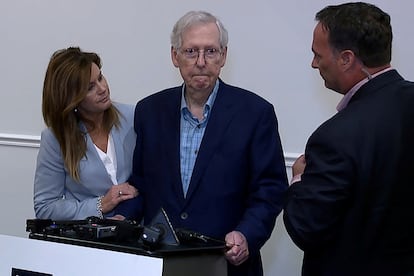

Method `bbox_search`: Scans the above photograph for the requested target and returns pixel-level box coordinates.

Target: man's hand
[292,154,306,179]
[224,231,249,266]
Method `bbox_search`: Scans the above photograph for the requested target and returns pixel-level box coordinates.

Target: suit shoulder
[220,82,273,108]
[113,102,135,126]
[113,102,134,115]
[137,86,181,106]
[39,128,60,150]
[40,128,56,141]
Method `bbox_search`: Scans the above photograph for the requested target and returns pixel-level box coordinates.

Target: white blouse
[94,134,118,185]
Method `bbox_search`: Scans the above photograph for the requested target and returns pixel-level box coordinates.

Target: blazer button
[180,212,188,220]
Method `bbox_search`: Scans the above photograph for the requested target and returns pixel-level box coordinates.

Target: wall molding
[0,132,299,166]
[0,133,41,148]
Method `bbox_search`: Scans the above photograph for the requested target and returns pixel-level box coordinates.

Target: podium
[2,218,227,276]
[0,234,162,276]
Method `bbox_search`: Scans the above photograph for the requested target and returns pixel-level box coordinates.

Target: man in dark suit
[283,2,414,275]
[131,10,288,276]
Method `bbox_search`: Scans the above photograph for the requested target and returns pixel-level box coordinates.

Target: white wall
[1,1,413,275]
[2,0,413,152]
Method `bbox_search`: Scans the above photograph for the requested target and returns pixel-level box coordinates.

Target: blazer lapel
[111,128,124,184]
[185,82,238,199]
[82,126,113,190]
[160,88,185,201]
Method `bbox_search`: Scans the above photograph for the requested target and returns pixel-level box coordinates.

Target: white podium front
[0,234,163,276]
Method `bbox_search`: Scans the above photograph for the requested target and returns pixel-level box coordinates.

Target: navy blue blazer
[284,70,414,275]
[131,80,288,276]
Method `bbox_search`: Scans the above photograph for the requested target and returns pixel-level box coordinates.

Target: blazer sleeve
[113,196,143,221]
[235,103,289,254]
[33,129,100,220]
[283,127,353,251]
[111,102,143,220]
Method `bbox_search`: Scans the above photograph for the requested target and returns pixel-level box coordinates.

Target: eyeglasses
[179,48,222,63]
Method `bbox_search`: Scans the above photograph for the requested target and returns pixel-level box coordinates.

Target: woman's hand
[100,182,138,213]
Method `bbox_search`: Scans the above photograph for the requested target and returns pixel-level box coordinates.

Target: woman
[34,47,138,220]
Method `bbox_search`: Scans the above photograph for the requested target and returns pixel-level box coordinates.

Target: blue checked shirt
[180,80,219,197]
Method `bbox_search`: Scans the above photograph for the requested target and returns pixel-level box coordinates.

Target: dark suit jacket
[284,70,414,276]
[131,79,288,276]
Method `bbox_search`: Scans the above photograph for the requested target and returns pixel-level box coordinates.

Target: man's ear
[218,46,227,68]
[171,46,179,68]
[339,50,355,69]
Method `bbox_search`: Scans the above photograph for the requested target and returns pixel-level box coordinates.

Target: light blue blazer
[34,103,136,220]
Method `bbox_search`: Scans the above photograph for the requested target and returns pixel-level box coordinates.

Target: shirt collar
[180,79,219,112]
[336,67,393,111]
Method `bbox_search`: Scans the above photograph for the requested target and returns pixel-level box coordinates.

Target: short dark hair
[316,2,392,67]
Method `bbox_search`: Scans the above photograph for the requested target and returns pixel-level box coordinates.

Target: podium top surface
[26,216,226,259]
[29,232,226,258]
